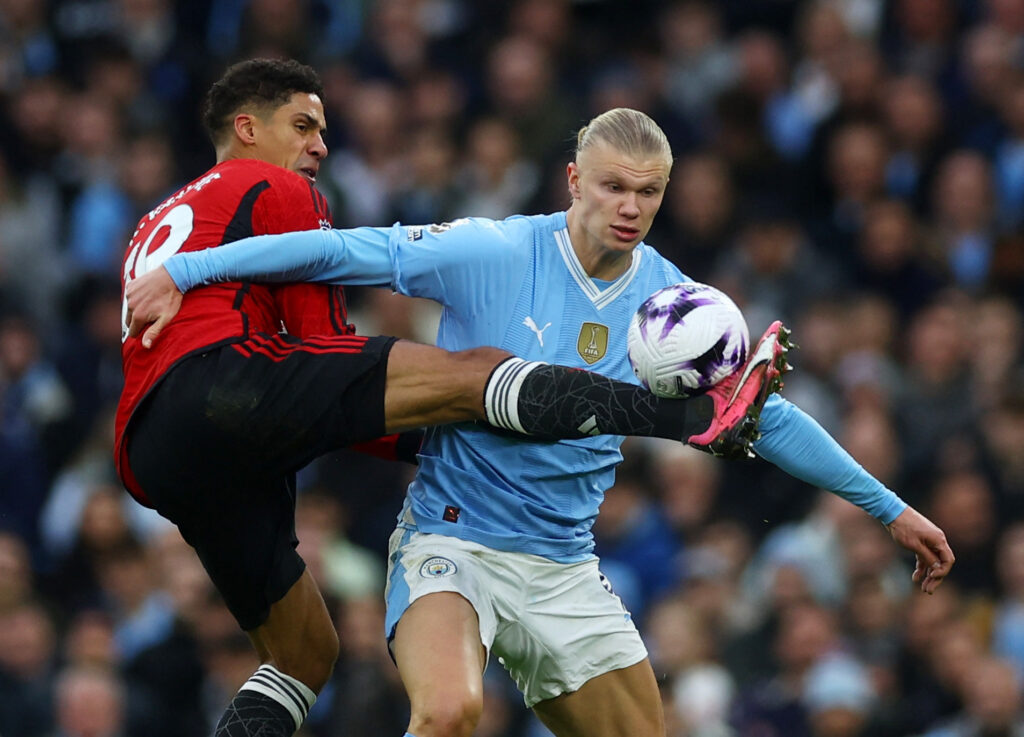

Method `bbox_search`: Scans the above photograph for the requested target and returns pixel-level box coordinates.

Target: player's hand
[124,266,183,349]
[885,506,955,594]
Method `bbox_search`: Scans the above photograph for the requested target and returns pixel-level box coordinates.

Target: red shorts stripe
[233,333,371,362]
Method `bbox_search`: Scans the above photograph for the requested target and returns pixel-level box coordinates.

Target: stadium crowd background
[0,0,1023,735]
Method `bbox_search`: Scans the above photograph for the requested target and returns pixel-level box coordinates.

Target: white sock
[237,664,316,731]
[483,357,544,434]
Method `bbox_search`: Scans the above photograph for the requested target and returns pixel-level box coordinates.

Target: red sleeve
[252,169,354,336]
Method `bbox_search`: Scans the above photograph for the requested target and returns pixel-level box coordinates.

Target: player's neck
[565,211,634,281]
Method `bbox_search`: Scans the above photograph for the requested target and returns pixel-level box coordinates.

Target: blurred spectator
[835,294,905,413]
[295,488,384,605]
[387,126,461,225]
[648,151,737,282]
[852,198,945,319]
[0,148,64,331]
[646,593,737,736]
[740,200,843,329]
[349,0,438,83]
[651,441,722,543]
[881,75,949,211]
[0,0,59,91]
[731,602,844,737]
[53,93,121,210]
[679,520,755,640]
[802,655,876,737]
[883,0,959,81]
[94,536,176,665]
[405,67,468,133]
[732,30,793,152]
[790,2,851,131]
[51,663,127,737]
[42,483,148,613]
[812,120,890,267]
[842,573,902,671]
[659,1,737,131]
[928,150,998,291]
[454,116,540,219]
[323,79,407,227]
[0,314,73,555]
[949,23,1015,154]
[925,469,998,596]
[66,131,177,277]
[0,600,57,736]
[483,34,575,165]
[896,293,975,476]
[53,278,124,451]
[63,609,117,669]
[920,655,1024,737]
[966,294,1023,412]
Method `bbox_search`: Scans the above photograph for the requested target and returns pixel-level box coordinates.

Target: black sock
[215,690,296,737]
[483,358,713,441]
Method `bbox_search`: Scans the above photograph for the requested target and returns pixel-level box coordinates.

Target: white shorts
[385,530,648,707]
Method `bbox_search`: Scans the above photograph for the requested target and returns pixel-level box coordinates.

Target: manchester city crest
[419,556,458,578]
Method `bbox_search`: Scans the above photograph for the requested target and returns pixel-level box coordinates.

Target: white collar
[554,227,642,310]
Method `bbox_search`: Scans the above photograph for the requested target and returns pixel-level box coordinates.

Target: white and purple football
[627,282,749,397]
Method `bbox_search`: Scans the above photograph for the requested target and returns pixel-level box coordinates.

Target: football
[627,282,750,397]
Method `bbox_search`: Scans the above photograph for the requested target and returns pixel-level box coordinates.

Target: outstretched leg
[381,322,791,456]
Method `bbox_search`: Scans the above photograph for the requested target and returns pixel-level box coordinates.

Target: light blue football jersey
[388,212,686,562]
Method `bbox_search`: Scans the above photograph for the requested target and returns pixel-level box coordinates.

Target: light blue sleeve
[388,217,532,312]
[163,226,398,291]
[753,394,908,524]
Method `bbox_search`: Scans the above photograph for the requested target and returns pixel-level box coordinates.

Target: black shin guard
[484,358,713,441]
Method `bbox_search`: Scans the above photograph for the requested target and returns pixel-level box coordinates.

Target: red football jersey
[115,158,346,504]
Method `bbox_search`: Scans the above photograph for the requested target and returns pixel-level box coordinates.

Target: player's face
[251,92,328,184]
[567,142,670,267]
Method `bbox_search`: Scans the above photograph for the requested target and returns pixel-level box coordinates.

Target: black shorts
[126,332,397,630]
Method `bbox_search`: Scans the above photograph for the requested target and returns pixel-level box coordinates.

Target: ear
[567,161,581,200]
[233,113,258,146]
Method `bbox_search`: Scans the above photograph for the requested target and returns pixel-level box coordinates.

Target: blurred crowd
[0,0,1023,736]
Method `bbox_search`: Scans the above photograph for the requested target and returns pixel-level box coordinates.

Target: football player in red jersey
[117,59,789,737]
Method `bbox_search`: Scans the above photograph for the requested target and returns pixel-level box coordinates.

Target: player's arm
[754,394,954,593]
[171,226,397,289]
[124,226,395,346]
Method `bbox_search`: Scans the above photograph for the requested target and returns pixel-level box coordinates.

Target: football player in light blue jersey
[125,108,953,737]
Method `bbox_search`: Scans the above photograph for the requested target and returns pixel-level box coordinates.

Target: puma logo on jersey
[523,316,552,347]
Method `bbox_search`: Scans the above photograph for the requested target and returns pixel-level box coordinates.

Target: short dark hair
[202,58,324,146]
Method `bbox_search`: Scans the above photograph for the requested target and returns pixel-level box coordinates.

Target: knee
[409,693,483,737]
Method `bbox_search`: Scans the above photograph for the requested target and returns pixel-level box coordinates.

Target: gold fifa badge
[577,322,609,364]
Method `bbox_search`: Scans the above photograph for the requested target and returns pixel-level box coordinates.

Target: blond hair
[575,108,673,165]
